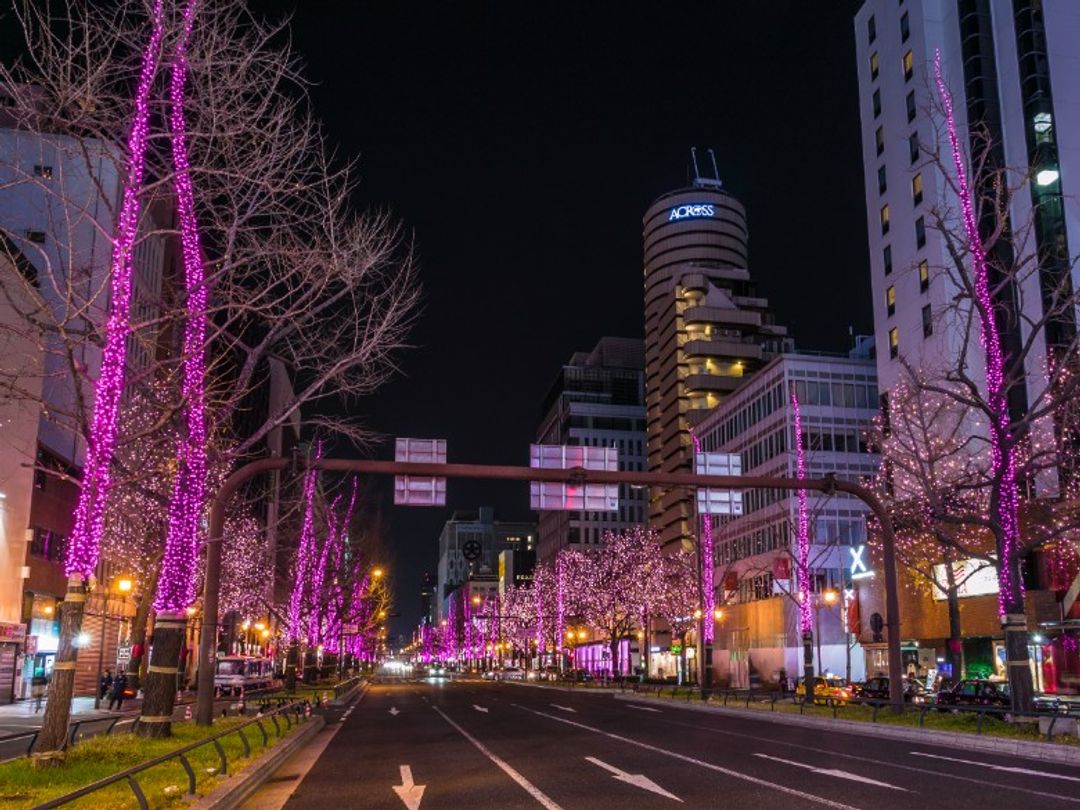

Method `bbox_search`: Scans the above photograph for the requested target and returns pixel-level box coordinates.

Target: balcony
[684,338,764,362]
[685,372,744,394]
[683,305,763,328]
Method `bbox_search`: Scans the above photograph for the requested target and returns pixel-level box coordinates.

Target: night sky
[245,0,875,638]
[3,1,873,638]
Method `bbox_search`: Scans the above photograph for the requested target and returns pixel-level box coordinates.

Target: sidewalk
[0,696,126,721]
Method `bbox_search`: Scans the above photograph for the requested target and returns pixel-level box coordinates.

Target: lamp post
[814,589,838,676]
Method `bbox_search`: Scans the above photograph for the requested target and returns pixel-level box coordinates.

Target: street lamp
[372,567,384,579]
[713,608,724,622]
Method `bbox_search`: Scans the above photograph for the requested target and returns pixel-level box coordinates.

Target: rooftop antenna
[707,148,722,187]
[690,146,723,189]
[690,147,702,183]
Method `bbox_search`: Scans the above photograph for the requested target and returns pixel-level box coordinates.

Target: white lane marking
[473,704,489,713]
[511,705,857,809]
[550,704,576,713]
[909,751,1080,783]
[389,707,400,716]
[753,753,907,791]
[392,764,426,810]
[585,756,682,802]
[650,715,1080,805]
[433,706,565,809]
[625,704,661,713]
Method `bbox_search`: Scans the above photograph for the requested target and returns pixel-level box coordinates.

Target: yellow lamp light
[116,578,133,593]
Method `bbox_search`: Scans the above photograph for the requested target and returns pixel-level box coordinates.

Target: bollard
[321,691,329,707]
[304,703,311,718]
[184,705,192,721]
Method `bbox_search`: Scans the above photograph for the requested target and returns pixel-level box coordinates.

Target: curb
[500,680,618,696]
[612,692,1080,767]
[191,714,326,810]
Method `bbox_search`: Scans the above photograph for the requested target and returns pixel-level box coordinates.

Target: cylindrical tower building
[643,177,789,549]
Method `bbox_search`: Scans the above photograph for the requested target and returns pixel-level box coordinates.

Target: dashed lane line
[511,704,858,810]
[433,706,565,810]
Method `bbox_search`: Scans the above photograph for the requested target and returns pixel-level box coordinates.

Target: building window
[1033,112,1054,145]
[870,52,880,80]
[903,50,914,81]
[33,165,53,179]
[900,11,910,42]
[30,528,66,562]
[911,172,923,205]
[877,165,887,194]
[883,244,893,275]
[922,304,933,337]
[918,259,929,291]
[873,89,882,118]
[886,285,896,316]
[908,132,919,164]
[889,327,899,358]
[25,229,46,244]
[915,215,926,247]
[906,90,916,122]
[875,126,885,156]
[868,15,877,43]
[880,204,890,235]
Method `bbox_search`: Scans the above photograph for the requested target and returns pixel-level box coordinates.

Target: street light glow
[116,577,133,593]
[372,567,385,578]
[713,608,724,622]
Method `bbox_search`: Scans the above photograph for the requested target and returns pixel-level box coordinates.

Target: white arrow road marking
[753,754,907,791]
[585,756,682,802]
[389,707,400,716]
[625,704,661,713]
[550,704,576,713]
[512,705,857,809]
[909,751,1080,783]
[433,706,565,809]
[473,704,489,713]
[392,764,426,810]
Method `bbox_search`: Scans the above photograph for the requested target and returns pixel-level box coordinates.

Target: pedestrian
[108,672,128,711]
[100,669,113,700]
[31,674,47,713]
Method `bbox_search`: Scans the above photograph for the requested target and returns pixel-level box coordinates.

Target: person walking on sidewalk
[30,674,47,713]
[108,672,128,711]
[100,669,113,700]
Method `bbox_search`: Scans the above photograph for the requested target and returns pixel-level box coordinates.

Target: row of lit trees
[421,527,710,681]
[1,0,416,764]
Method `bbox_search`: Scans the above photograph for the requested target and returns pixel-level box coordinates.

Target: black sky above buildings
[250,0,873,637]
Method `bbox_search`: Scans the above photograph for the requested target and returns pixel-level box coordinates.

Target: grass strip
[0,713,301,809]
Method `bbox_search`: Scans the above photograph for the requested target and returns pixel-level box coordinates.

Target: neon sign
[668,203,715,221]
[849,544,874,581]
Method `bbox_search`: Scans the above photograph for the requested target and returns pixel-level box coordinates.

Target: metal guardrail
[31,699,313,810]
[620,683,1080,742]
[0,686,295,758]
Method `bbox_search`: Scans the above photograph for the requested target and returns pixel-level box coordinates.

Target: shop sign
[24,636,37,655]
[668,203,715,221]
[0,623,26,643]
[931,559,998,600]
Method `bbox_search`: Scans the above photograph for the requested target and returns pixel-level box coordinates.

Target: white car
[499,667,525,681]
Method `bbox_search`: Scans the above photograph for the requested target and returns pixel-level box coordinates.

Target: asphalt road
[265,678,1080,809]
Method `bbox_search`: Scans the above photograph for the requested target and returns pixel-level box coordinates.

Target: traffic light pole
[195,458,905,724]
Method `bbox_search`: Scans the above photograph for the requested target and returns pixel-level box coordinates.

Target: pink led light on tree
[791,391,813,636]
[691,433,716,644]
[933,51,1023,615]
[155,0,210,613]
[288,442,323,642]
[65,0,165,580]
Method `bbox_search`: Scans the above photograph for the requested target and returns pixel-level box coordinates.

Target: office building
[854,0,1080,688]
[419,572,436,627]
[535,337,647,561]
[695,349,880,687]
[435,508,535,622]
[643,155,791,549]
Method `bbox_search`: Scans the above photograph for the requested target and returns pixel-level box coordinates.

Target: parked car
[935,679,1009,710]
[795,675,852,705]
[498,667,526,681]
[566,668,594,683]
[855,676,931,704]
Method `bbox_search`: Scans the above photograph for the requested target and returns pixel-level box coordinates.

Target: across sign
[668,203,715,221]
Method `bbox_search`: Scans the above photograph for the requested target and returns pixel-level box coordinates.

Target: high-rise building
[535,337,647,561]
[696,349,880,687]
[853,1,1080,688]
[435,507,535,622]
[643,157,791,549]
[419,572,436,627]
[854,1,1080,471]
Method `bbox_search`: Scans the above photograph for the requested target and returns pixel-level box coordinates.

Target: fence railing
[0,690,297,759]
[31,700,313,810]
[620,683,1080,742]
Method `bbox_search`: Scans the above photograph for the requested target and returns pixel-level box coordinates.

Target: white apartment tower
[854,0,1080,494]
